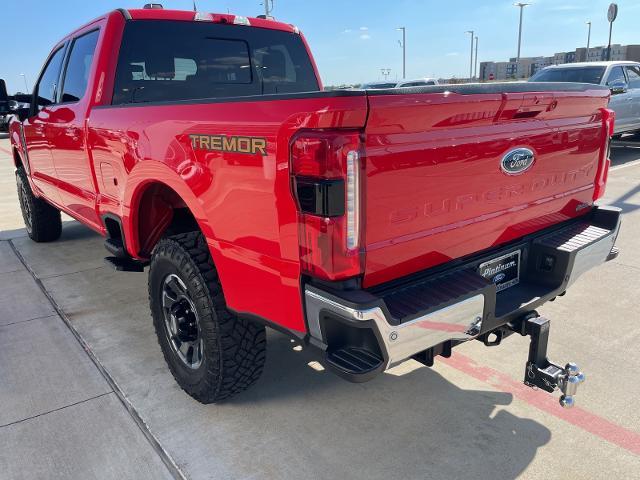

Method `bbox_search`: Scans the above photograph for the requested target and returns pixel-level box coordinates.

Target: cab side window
[605,66,626,86]
[60,30,100,103]
[625,66,640,89]
[35,46,66,107]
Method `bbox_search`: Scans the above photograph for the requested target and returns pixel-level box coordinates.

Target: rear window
[399,81,436,87]
[529,67,605,84]
[362,82,397,89]
[113,20,319,104]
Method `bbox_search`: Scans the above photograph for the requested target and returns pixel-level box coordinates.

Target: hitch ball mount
[513,315,586,408]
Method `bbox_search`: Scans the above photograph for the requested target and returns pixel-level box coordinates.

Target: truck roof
[53,8,301,53]
[123,8,299,34]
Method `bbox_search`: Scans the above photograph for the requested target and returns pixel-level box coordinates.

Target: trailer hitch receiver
[521,316,585,408]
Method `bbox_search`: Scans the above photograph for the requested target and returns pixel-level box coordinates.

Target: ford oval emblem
[501,148,535,175]
[493,272,506,283]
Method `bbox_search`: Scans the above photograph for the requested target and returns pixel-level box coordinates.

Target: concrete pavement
[0,136,175,479]
[0,133,639,479]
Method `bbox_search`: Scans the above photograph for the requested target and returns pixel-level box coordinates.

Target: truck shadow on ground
[229,333,551,480]
[8,221,552,480]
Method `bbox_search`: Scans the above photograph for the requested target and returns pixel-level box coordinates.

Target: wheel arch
[122,163,214,259]
[12,147,23,169]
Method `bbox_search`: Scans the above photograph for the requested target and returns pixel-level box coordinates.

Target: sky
[1,0,640,93]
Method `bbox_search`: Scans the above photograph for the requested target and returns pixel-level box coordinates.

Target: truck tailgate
[362,84,611,287]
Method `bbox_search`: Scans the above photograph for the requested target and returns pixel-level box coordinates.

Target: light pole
[381,68,391,80]
[585,21,591,56]
[397,27,406,79]
[514,3,530,63]
[465,30,474,81]
[262,0,273,18]
[19,73,29,92]
[474,36,478,80]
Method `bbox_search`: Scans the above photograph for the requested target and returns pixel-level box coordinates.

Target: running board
[104,238,126,258]
[104,256,146,273]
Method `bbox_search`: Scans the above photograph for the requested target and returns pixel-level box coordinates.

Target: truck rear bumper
[304,205,621,382]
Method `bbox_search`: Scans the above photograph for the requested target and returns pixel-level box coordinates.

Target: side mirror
[0,79,9,115]
[14,107,31,122]
[609,81,628,95]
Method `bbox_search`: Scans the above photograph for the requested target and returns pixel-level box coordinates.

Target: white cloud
[359,26,369,31]
[446,52,459,56]
[360,34,371,40]
[342,28,352,34]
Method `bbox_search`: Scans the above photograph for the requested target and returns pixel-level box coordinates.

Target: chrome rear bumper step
[304,205,621,383]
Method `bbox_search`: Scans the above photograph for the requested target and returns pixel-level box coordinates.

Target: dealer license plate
[478,250,521,292]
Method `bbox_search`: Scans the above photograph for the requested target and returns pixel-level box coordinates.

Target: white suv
[529,61,640,135]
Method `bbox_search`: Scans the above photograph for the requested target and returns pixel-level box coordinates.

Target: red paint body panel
[89,95,367,332]
[362,89,610,286]
[10,10,613,336]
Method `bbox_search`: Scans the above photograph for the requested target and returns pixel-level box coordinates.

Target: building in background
[480,44,640,80]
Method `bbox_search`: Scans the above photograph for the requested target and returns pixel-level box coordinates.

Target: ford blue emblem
[501,148,535,175]
[493,272,507,283]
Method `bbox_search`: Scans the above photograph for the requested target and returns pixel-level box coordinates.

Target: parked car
[395,77,439,87]
[1,96,31,132]
[359,81,398,89]
[0,80,10,132]
[6,6,619,407]
[529,61,640,136]
[361,78,439,89]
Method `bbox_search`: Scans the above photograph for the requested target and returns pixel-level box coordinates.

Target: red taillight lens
[291,130,364,281]
[594,108,615,201]
[603,107,615,137]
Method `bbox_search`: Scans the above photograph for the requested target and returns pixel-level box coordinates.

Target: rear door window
[60,30,100,103]
[112,20,319,104]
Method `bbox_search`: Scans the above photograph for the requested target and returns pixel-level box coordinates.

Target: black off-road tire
[148,231,266,403]
[16,167,62,242]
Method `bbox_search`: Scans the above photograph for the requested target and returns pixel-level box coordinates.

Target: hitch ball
[558,363,586,408]
[565,362,580,376]
[560,395,575,408]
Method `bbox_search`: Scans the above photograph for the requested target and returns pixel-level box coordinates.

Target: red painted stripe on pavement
[441,353,640,456]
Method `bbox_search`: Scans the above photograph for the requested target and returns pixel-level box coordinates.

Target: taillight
[290,130,364,281]
[594,108,615,201]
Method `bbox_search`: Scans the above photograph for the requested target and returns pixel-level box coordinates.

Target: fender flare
[10,123,29,172]
[122,160,215,258]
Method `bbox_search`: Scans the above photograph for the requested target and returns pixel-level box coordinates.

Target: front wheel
[16,167,62,242]
[148,231,266,403]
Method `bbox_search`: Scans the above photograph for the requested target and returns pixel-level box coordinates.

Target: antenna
[193,1,197,11]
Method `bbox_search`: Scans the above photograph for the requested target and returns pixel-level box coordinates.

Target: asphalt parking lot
[0,133,639,479]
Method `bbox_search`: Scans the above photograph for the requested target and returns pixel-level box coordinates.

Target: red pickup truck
[5,6,621,406]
